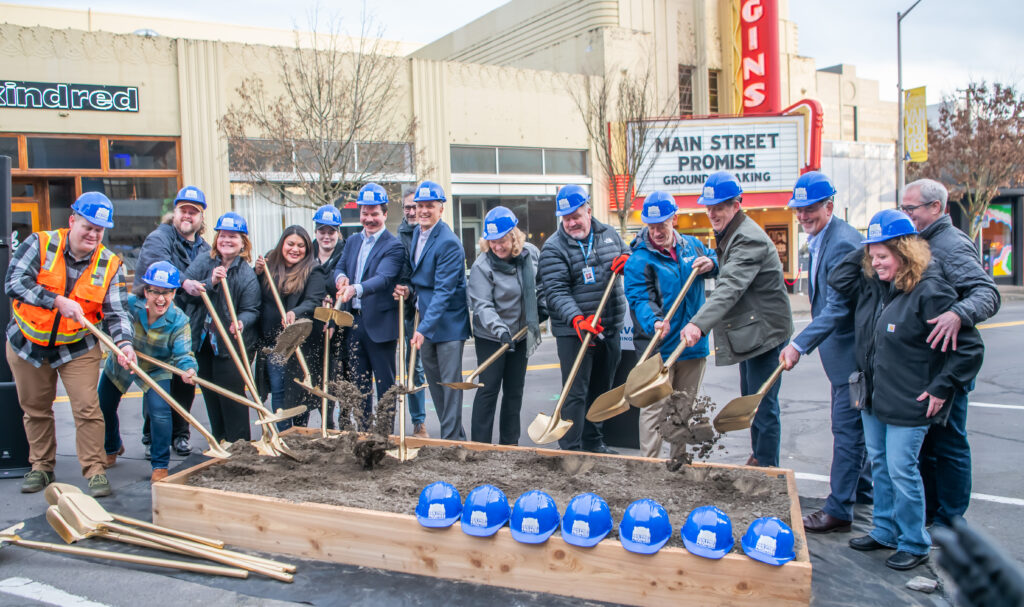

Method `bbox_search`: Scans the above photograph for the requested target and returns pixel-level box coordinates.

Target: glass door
[11,178,48,247]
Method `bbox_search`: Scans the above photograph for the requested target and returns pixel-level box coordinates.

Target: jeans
[861,410,931,556]
[404,317,426,425]
[554,334,620,451]
[920,386,972,526]
[267,356,298,432]
[142,375,196,442]
[98,373,173,470]
[740,343,785,467]
[470,336,529,445]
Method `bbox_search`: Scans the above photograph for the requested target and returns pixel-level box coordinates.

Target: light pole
[896,0,924,205]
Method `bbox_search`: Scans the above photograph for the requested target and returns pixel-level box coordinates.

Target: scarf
[488,249,541,357]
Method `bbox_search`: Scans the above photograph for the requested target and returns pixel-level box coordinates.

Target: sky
[6,0,1019,104]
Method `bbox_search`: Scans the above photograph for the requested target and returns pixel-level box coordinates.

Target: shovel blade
[202,446,233,459]
[623,356,665,397]
[527,413,573,445]
[626,370,672,408]
[440,381,482,390]
[314,307,355,327]
[255,403,308,425]
[398,384,428,394]
[712,393,764,433]
[292,378,342,402]
[46,506,81,544]
[586,384,629,422]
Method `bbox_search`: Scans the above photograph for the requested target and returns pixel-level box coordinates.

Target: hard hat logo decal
[155,271,169,283]
[486,224,496,234]
[418,187,430,198]
[571,520,590,537]
[470,510,488,527]
[696,529,717,548]
[703,187,715,198]
[868,224,881,238]
[186,190,198,199]
[223,218,235,228]
[649,207,660,218]
[631,526,651,544]
[522,517,540,534]
[795,188,807,201]
[96,208,110,221]
[428,503,446,520]
[558,199,568,209]
[755,535,777,555]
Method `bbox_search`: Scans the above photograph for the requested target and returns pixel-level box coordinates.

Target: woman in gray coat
[467,207,545,444]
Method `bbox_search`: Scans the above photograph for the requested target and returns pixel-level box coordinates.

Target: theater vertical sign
[740,0,781,115]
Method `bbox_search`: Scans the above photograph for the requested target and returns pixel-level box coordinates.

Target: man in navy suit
[780,171,872,533]
[393,180,471,441]
[334,183,406,430]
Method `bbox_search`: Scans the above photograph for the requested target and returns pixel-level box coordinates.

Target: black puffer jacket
[538,219,629,338]
[829,248,984,427]
[920,215,1000,326]
[134,223,210,310]
[181,254,261,356]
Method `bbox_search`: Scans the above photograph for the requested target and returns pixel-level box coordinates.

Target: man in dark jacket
[779,172,872,532]
[901,178,1000,527]
[538,184,630,453]
[135,186,210,457]
[682,172,793,467]
[397,186,427,436]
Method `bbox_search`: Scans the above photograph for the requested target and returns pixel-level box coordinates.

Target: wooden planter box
[153,428,811,606]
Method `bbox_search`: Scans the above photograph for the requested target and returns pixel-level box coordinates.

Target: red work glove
[572,314,604,341]
[610,253,630,275]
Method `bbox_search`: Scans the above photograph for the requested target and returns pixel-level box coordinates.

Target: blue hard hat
[174,185,207,209]
[861,209,917,244]
[510,490,560,544]
[357,183,389,205]
[618,499,672,555]
[555,184,589,217]
[696,171,743,206]
[681,505,735,559]
[741,516,796,566]
[561,493,613,548]
[214,212,248,234]
[71,192,115,228]
[641,191,678,224]
[788,171,836,208]
[483,206,518,240]
[415,481,462,528]
[413,180,446,203]
[141,261,181,289]
[460,484,510,537]
[312,205,342,227]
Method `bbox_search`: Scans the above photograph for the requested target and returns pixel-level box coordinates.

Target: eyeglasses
[794,202,825,215]
[899,200,938,213]
[144,288,174,299]
[403,205,417,211]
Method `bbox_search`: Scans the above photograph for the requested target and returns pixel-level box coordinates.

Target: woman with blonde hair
[467,206,546,444]
[181,212,261,443]
[254,225,328,430]
[829,209,984,572]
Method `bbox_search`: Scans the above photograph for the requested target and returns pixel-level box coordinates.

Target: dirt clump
[189,434,793,553]
[660,392,723,467]
[328,379,364,431]
[268,319,313,365]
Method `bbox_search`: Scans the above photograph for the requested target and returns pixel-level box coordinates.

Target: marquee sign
[0,80,139,112]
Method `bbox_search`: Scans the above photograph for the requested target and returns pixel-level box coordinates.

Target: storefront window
[81,177,177,271]
[0,137,18,167]
[498,148,543,174]
[26,137,101,169]
[544,149,587,175]
[982,203,1013,278]
[108,139,177,170]
[451,146,497,173]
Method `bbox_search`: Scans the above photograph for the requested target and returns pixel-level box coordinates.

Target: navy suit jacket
[334,229,405,343]
[792,216,862,385]
[409,220,471,342]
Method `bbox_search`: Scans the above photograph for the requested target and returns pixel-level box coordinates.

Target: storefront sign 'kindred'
[632,115,805,196]
[0,81,139,112]
[739,0,781,115]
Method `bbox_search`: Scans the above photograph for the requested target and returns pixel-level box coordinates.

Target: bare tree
[569,63,675,234]
[220,8,417,209]
[910,81,1024,239]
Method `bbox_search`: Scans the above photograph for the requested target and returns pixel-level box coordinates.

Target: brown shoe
[745,454,760,467]
[150,469,169,483]
[106,446,125,467]
[803,509,852,534]
[413,423,429,438]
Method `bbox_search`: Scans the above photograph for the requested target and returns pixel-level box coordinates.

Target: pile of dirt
[659,391,724,467]
[192,434,794,552]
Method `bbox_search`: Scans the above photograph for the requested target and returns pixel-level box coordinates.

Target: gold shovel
[587,268,700,422]
[527,274,618,445]
[713,363,785,433]
[313,295,355,328]
[386,298,418,461]
[79,319,230,459]
[624,338,693,409]
[398,310,428,395]
[442,326,529,390]
[2,522,249,578]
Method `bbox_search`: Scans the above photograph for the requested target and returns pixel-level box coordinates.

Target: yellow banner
[904,86,928,162]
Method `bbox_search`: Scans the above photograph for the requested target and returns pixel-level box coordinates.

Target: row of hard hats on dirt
[415,482,795,565]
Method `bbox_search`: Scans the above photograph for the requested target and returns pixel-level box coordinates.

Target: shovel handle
[263,271,313,381]
[134,352,263,413]
[80,319,229,458]
[220,276,257,389]
[637,267,701,362]
[757,363,786,395]
[469,326,529,381]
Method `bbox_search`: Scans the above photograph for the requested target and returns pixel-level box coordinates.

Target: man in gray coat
[538,185,630,453]
[681,171,793,467]
[779,172,872,532]
[901,178,1000,527]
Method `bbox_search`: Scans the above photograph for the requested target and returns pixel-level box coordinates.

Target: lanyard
[576,231,594,265]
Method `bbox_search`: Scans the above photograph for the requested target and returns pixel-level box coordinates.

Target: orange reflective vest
[12,229,122,346]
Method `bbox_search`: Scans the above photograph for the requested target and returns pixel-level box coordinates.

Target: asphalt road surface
[2,301,1022,606]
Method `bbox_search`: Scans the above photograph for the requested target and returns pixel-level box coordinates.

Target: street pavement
[2,298,1022,606]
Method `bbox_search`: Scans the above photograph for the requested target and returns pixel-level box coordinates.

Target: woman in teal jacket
[623,191,717,458]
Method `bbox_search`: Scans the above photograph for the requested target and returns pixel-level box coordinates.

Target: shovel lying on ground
[386,299,419,462]
[713,363,786,434]
[528,274,618,445]
[2,522,249,578]
[79,318,230,459]
[587,268,700,422]
[442,327,528,390]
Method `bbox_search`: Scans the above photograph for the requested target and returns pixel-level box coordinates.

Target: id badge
[582,266,596,284]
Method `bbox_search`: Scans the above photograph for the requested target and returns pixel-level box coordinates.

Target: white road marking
[794,473,1024,507]
[0,577,110,607]
[970,402,1024,411]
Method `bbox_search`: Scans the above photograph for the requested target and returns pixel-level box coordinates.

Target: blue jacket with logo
[624,227,717,362]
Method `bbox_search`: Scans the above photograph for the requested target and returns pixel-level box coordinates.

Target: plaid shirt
[103,294,197,393]
[5,232,134,368]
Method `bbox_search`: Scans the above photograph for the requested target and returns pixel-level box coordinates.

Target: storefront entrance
[454,195,557,265]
